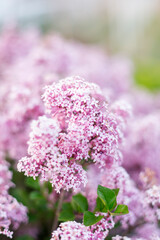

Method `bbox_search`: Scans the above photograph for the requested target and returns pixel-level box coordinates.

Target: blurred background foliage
[0,0,160,90]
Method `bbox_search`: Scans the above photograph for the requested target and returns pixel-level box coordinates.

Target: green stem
[52,190,65,231]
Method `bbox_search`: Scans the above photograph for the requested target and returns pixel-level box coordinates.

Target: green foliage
[9,167,53,240]
[94,197,107,213]
[59,193,88,222]
[111,204,129,216]
[112,188,119,197]
[83,185,129,227]
[97,185,117,211]
[9,165,129,239]
[72,193,88,213]
[59,202,75,221]
[83,211,103,226]
[26,177,40,190]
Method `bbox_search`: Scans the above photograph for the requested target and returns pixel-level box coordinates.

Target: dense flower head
[0,194,27,238]
[18,115,87,193]
[18,76,128,193]
[42,75,106,118]
[51,217,114,240]
[51,221,94,240]
[42,76,126,168]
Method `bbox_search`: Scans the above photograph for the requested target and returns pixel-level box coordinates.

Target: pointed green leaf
[97,185,117,211]
[72,193,88,213]
[111,204,129,216]
[94,197,108,213]
[112,188,119,197]
[83,211,104,226]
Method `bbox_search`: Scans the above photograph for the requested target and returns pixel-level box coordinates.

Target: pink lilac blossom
[51,217,114,240]
[0,28,133,163]
[0,153,27,238]
[18,116,87,193]
[0,194,27,237]
[0,53,54,159]
[144,184,160,221]
[0,152,13,193]
[146,185,160,206]
[18,76,126,192]
[112,236,147,240]
[122,113,160,182]
[0,25,38,67]
[51,221,94,240]
[112,235,160,240]
[0,85,43,159]
[151,235,160,240]
[45,35,133,96]
[0,30,55,160]
[90,213,114,239]
[112,236,131,240]
[125,88,157,116]
[135,223,160,240]
[43,76,124,168]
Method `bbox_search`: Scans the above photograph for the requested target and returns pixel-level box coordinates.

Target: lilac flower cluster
[51,221,94,240]
[0,152,27,238]
[0,27,160,239]
[18,76,125,193]
[51,217,114,240]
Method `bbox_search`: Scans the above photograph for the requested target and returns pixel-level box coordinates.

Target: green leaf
[83,211,104,226]
[97,185,117,211]
[111,204,129,216]
[16,235,34,240]
[94,197,107,213]
[112,188,119,197]
[72,193,88,213]
[26,177,40,190]
[58,202,75,222]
